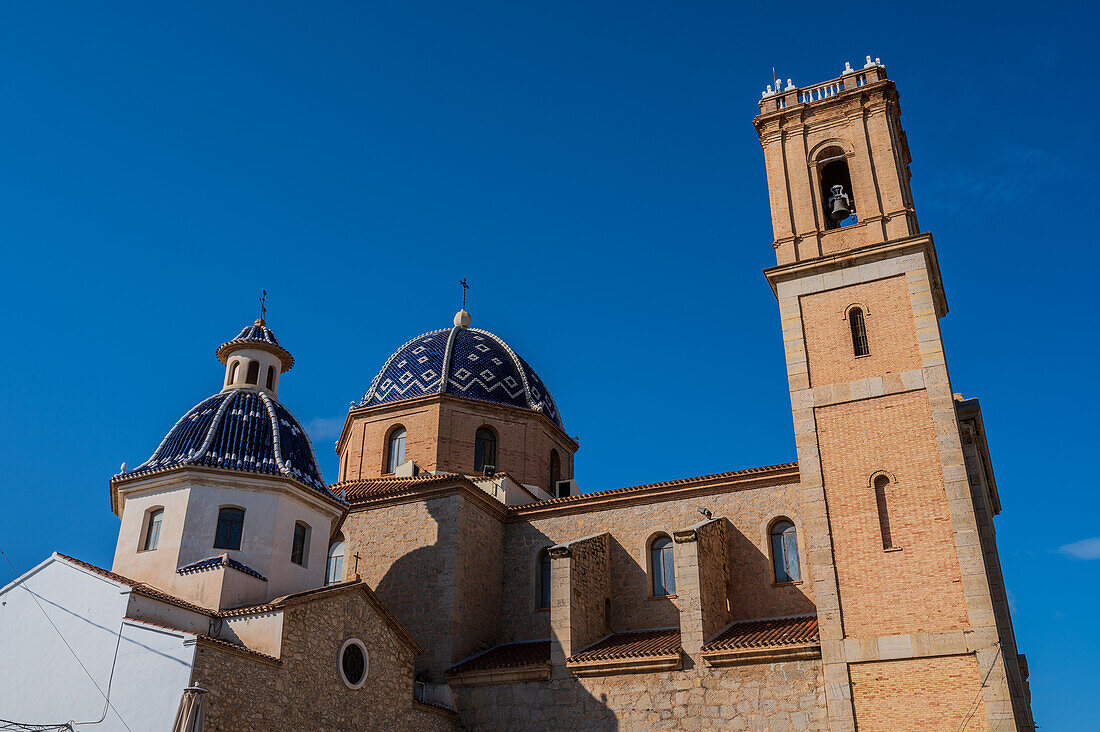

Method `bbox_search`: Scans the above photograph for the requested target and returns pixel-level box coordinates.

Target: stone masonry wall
[501,481,813,644]
[552,532,609,660]
[695,519,733,641]
[816,391,969,637]
[340,496,458,677]
[453,498,504,664]
[453,660,826,730]
[849,654,988,731]
[191,589,454,731]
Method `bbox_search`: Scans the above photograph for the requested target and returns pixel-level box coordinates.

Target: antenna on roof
[258,289,268,325]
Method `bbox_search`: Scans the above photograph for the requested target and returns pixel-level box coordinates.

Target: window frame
[474,426,498,473]
[872,471,901,552]
[338,638,369,689]
[213,506,246,551]
[535,547,552,611]
[769,518,802,585]
[384,425,407,475]
[847,305,870,358]
[290,521,311,567]
[140,507,164,552]
[326,536,346,586]
[647,533,677,598]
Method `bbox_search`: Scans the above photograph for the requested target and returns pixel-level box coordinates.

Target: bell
[828,184,852,221]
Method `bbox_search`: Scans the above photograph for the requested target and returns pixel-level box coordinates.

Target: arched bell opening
[816,146,857,230]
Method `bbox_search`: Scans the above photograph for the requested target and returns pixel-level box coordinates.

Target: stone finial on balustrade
[864,55,883,68]
[844,61,853,73]
[784,78,795,91]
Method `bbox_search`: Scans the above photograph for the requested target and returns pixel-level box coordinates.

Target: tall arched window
[385,426,406,474]
[214,507,245,551]
[142,508,163,552]
[849,307,869,357]
[228,360,240,385]
[649,534,676,596]
[770,519,801,583]
[326,536,345,585]
[474,427,497,473]
[291,521,310,566]
[537,548,552,610]
[245,360,260,385]
[874,474,895,550]
[549,449,561,493]
[266,365,276,390]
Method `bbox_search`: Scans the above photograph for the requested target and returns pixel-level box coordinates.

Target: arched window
[385,426,406,474]
[770,519,801,583]
[228,360,240,385]
[817,146,856,230]
[649,534,676,596]
[549,449,561,493]
[266,365,275,390]
[474,427,497,473]
[536,548,552,610]
[245,360,260,385]
[214,507,245,551]
[874,474,895,550]
[142,508,163,552]
[291,521,310,566]
[326,536,345,586]
[849,307,869,357]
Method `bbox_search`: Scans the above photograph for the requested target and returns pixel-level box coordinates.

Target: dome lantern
[216,318,294,397]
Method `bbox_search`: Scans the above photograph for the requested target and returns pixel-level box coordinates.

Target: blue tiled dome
[359,324,563,428]
[216,319,294,371]
[123,389,332,497]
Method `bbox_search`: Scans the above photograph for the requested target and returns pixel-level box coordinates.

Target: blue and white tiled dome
[358,318,563,429]
[122,389,331,496]
[216,318,294,371]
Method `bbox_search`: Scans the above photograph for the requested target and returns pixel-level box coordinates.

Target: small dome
[216,319,294,372]
[122,389,331,496]
[358,324,563,428]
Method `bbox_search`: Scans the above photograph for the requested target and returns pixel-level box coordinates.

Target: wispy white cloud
[304,416,346,441]
[1058,537,1100,560]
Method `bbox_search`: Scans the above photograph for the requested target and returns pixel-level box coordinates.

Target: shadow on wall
[609,535,679,631]
[728,523,815,620]
[372,497,453,681]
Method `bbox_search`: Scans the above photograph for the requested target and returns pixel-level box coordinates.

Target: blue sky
[0,2,1094,726]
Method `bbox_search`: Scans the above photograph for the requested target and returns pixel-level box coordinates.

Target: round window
[339,638,369,689]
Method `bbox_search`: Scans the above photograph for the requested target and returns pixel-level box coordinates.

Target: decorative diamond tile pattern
[360,326,563,428]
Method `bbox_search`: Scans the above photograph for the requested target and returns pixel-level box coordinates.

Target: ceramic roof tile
[702,615,819,652]
[567,628,681,663]
[447,640,551,675]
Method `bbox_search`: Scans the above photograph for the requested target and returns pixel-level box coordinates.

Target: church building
[0,60,1033,731]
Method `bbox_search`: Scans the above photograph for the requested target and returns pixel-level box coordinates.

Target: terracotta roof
[195,633,282,663]
[508,463,800,515]
[702,615,818,652]
[336,473,474,502]
[568,628,681,663]
[57,553,214,616]
[447,640,550,675]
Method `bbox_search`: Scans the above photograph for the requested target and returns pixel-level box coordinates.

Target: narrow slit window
[549,449,561,493]
[266,366,275,390]
[537,549,551,610]
[875,475,894,550]
[245,360,260,384]
[849,307,869,357]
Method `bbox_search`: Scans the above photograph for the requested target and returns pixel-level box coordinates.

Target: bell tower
[757,60,1033,731]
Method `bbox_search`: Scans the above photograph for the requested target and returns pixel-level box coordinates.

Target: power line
[0,547,133,732]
